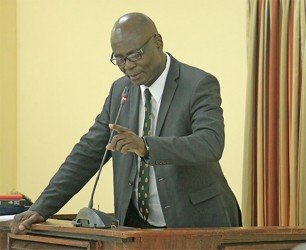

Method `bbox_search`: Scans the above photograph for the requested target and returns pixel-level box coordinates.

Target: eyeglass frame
[110,34,157,66]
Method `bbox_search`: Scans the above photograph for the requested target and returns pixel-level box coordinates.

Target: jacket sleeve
[29,91,113,219]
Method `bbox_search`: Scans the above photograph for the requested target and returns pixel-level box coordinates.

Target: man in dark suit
[10,12,242,233]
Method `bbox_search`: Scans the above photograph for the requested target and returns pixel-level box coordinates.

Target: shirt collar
[140,53,171,104]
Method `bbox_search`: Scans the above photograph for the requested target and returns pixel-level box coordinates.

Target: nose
[123,59,137,70]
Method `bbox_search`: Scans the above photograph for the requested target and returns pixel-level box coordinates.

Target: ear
[154,34,163,49]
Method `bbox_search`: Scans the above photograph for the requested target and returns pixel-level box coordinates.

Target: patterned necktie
[138,88,152,221]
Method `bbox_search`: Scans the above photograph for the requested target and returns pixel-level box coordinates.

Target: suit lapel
[124,84,140,182]
[128,84,141,135]
[155,56,180,136]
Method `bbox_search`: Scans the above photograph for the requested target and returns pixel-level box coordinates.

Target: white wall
[0,0,17,193]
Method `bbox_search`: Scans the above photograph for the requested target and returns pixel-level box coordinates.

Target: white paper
[0,215,15,222]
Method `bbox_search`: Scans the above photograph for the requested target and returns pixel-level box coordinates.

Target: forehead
[111,30,147,56]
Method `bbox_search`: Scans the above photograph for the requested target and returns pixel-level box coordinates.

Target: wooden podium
[1,219,306,249]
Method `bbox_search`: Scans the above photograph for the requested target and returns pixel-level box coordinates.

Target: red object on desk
[0,195,23,200]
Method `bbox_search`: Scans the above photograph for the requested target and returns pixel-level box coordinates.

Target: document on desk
[0,215,14,222]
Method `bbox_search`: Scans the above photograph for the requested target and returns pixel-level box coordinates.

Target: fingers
[20,213,43,231]
[109,124,128,133]
[10,211,45,234]
[107,124,131,152]
[106,124,146,156]
[106,134,132,153]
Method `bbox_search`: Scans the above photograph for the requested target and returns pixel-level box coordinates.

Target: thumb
[18,224,26,231]
[20,214,44,231]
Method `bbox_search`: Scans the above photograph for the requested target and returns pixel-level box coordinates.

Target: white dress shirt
[132,53,171,227]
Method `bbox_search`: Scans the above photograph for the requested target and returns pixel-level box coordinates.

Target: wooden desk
[1,219,306,249]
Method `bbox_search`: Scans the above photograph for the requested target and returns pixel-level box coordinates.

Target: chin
[129,75,153,87]
[130,80,144,86]
[129,77,146,86]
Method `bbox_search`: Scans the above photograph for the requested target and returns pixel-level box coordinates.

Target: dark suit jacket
[31,54,242,227]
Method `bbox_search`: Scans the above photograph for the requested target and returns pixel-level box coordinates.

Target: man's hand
[106,124,147,157]
[10,210,45,234]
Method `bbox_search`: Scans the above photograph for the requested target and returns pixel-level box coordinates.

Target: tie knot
[144,88,151,102]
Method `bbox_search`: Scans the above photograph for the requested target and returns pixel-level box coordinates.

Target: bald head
[111,13,159,48]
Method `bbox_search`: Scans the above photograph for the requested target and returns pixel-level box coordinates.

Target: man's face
[111,33,164,87]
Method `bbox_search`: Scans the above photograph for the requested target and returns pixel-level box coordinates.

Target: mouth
[128,72,142,81]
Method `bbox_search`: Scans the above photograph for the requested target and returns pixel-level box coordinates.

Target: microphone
[72,86,129,228]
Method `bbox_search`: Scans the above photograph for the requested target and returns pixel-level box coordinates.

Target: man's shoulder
[168,53,214,80]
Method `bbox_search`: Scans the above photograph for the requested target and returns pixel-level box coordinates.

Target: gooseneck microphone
[72,87,129,228]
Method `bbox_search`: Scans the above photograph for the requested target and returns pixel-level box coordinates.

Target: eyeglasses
[110,34,157,66]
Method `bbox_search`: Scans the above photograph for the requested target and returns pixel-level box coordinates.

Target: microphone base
[72,207,119,228]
